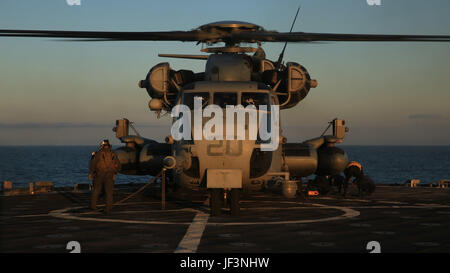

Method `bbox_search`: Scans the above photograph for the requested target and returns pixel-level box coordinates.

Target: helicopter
[2,12,450,216]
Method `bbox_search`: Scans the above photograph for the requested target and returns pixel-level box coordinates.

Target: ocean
[0,146,449,188]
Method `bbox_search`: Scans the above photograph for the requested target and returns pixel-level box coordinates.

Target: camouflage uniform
[89,146,121,213]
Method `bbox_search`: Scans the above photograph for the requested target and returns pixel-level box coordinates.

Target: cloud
[408,114,446,120]
[0,122,111,129]
[0,122,169,129]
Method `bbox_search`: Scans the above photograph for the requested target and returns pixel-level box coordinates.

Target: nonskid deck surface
[1,185,450,253]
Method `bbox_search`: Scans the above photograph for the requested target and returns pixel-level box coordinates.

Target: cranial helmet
[100,139,111,147]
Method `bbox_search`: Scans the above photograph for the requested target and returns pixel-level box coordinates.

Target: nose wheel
[210,188,241,217]
[210,189,223,216]
[229,188,240,216]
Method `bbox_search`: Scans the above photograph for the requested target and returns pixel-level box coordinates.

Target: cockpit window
[214,92,237,108]
[183,92,209,109]
[242,92,270,108]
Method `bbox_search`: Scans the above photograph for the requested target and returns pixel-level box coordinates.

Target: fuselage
[172,81,284,191]
[114,51,347,194]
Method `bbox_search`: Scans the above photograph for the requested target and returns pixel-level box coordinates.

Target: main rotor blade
[158,54,209,60]
[234,31,450,42]
[0,29,209,41]
[1,28,450,43]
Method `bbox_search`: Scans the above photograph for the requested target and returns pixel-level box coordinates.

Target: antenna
[276,6,301,70]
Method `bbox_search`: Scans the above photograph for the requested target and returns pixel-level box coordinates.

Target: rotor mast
[196,21,264,54]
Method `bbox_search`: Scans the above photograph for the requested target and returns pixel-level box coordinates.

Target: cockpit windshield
[213,92,237,108]
[183,92,210,109]
[183,91,270,109]
[242,92,270,108]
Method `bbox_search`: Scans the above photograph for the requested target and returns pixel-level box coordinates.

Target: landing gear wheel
[230,188,240,216]
[210,189,223,216]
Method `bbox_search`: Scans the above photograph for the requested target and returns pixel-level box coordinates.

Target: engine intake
[138,62,195,110]
[262,62,317,109]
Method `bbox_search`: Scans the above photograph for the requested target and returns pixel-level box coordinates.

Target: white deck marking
[15,213,49,218]
[142,243,169,249]
[80,208,193,215]
[48,203,359,226]
[378,201,407,205]
[413,242,440,247]
[381,211,400,214]
[420,223,441,227]
[229,242,257,247]
[33,244,65,249]
[401,216,422,219]
[414,203,445,207]
[310,242,335,247]
[371,231,395,235]
[219,233,241,238]
[349,205,450,209]
[349,223,372,227]
[58,226,80,230]
[47,201,450,226]
[45,233,72,239]
[298,231,324,236]
[316,197,371,202]
[174,212,210,253]
[436,211,450,214]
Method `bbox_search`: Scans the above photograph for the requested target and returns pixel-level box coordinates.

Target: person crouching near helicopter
[88,139,121,214]
[329,173,345,194]
[343,161,376,197]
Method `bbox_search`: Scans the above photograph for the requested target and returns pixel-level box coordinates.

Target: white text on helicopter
[171,97,280,152]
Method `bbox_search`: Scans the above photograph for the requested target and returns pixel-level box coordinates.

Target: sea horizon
[1,145,449,188]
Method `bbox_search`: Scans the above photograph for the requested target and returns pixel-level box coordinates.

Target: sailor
[329,173,346,194]
[308,175,331,195]
[89,139,121,214]
[343,161,375,197]
[88,151,97,181]
[357,174,376,197]
[342,161,362,196]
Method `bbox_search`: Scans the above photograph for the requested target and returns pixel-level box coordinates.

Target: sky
[0,0,449,145]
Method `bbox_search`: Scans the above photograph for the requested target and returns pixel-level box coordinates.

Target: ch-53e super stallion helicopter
[2,9,450,216]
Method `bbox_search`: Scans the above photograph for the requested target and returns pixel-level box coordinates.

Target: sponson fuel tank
[115,142,171,176]
[315,145,348,176]
[283,143,318,177]
[302,135,349,176]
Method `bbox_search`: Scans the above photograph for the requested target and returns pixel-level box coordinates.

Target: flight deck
[1,185,450,253]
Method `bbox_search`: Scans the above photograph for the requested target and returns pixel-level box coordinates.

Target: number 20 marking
[207,141,243,156]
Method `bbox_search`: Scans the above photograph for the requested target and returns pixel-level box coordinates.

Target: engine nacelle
[138,62,195,109]
[262,62,317,110]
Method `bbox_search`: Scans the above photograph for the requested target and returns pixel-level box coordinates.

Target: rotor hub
[197,21,264,32]
[196,21,264,52]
